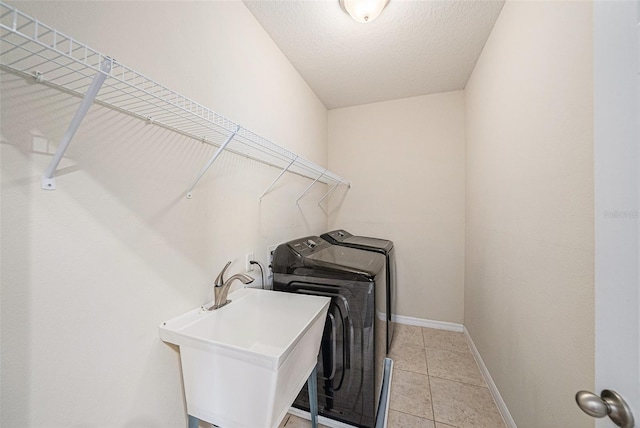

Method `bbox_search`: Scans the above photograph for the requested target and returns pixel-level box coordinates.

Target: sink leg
[188,414,199,428]
[308,365,318,428]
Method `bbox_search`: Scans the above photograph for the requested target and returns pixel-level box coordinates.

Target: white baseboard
[392,314,464,332]
[464,327,517,428]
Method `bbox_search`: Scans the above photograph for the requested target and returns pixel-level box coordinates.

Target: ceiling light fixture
[339,0,390,23]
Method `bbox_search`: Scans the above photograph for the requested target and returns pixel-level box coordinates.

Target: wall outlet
[245,252,255,272]
[266,245,277,285]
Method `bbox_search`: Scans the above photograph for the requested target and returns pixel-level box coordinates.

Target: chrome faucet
[207,261,254,310]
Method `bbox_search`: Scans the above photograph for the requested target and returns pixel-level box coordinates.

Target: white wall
[0,2,329,427]
[328,91,465,323]
[464,1,594,427]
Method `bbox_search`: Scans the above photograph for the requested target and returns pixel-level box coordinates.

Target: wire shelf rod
[186,125,241,199]
[317,180,342,206]
[296,170,326,204]
[259,157,298,200]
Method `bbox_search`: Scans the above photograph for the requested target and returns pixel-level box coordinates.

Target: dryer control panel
[321,229,354,244]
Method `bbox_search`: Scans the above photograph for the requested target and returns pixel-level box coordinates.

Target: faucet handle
[215,261,232,286]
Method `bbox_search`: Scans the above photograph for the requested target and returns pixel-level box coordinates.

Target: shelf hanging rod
[317,179,342,206]
[259,156,298,200]
[186,125,241,199]
[296,169,326,204]
[41,58,112,190]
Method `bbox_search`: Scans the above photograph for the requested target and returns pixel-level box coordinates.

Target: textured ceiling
[243,0,505,109]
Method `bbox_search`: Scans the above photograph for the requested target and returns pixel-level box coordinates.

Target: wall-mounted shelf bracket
[41,58,112,190]
[259,156,298,200]
[317,179,342,206]
[186,125,241,199]
[296,169,326,204]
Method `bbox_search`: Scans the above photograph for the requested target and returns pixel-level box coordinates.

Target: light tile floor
[279,325,506,428]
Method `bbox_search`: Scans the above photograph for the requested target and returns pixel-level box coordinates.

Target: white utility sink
[159,287,330,428]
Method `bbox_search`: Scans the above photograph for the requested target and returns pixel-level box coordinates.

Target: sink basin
[159,287,330,428]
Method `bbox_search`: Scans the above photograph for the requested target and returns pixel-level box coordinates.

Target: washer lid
[305,245,386,277]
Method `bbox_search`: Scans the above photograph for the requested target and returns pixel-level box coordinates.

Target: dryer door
[288,282,374,427]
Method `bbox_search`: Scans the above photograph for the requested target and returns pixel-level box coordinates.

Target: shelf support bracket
[317,179,342,206]
[259,156,298,200]
[41,58,112,190]
[296,169,326,204]
[186,125,240,199]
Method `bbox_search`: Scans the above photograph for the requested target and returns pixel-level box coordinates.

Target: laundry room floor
[279,324,506,428]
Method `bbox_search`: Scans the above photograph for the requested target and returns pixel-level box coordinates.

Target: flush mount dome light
[339,0,390,23]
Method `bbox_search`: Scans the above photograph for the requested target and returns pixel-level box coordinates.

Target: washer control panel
[288,236,329,257]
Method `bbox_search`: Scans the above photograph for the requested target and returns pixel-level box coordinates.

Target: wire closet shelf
[0,2,348,200]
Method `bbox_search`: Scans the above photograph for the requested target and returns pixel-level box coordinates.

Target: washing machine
[321,229,396,353]
[272,236,388,428]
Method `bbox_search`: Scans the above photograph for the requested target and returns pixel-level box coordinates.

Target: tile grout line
[428,374,489,390]
[422,327,438,427]
[387,409,436,424]
[424,345,473,356]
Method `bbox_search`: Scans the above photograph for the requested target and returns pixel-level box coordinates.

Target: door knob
[576,389,635,428]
